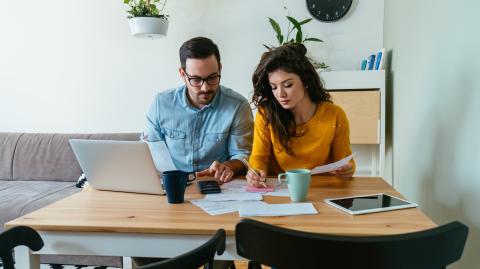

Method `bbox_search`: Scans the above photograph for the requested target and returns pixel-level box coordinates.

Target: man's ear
[218,63,222,73]
[179,68,186,84]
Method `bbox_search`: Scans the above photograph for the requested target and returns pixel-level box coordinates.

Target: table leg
[14,246,40,269]
[123,256,133,269]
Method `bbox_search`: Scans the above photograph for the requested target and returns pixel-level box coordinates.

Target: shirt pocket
[162,128,187,155]
[203,132,228,156]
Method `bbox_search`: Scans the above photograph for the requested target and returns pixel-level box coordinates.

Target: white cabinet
[319,70,387,183]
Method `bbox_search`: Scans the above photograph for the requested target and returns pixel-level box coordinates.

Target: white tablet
[325,193,418,215]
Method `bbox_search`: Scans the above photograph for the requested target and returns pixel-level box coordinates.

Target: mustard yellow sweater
[249,102,355,174]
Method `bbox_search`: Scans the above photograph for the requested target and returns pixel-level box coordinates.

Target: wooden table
[5,177,436,268]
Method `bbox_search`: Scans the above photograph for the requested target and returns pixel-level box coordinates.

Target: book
[375,48,385,70]
[360,58,368,70]
[368,54,376,70]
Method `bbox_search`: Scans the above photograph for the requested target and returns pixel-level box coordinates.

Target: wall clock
[306,0,353,22]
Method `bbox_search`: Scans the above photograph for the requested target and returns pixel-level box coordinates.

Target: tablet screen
[329,194,411,212]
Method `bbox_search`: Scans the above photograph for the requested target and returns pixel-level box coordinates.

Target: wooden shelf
[318,70,387,182]
[319,70,385,90]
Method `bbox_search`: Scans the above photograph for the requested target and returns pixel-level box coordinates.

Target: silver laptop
[69,139,164,195]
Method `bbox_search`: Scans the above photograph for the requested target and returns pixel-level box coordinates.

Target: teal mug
[278,169,312,202]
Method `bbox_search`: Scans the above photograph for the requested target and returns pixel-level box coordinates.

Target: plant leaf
[286,16,301,30]
[123,0,131,4]
[295,30,303,43]
[304,37,323,42]
[268,18,282,37]
[278,34,284,45]
[263,44,271,50]
[299,18,312,25]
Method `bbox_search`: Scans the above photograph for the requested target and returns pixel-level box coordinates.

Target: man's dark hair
[179,37,221,70]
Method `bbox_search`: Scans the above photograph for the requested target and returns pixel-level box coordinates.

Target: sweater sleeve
[331,106,356,172]
[248,110,272,173]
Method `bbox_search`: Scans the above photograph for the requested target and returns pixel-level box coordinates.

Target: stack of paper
[239,203,318,217]
[204,192,262,201]
[190,200,266,216]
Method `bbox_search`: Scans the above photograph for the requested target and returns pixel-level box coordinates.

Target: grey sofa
[0,132,139,267]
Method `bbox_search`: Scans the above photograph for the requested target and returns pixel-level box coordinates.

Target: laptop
[69,139,164,195]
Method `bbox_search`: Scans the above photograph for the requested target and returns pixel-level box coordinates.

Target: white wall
[384,0,480,268]
[0,0,383,133]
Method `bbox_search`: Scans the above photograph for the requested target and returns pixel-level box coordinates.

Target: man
[144,36,253,182]
[136,37,252,268]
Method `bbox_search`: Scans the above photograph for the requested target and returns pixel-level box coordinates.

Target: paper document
[204,192,263,201]
[239,203,318,217]
[221,179,249,193]
[147,141,177,172]
[259,178,289,196]
[190,200,266,216]
[311,153,354,174]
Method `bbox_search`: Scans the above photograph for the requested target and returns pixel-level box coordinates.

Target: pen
[242,158,267,188]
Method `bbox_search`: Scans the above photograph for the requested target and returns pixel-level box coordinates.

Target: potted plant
[124,0,169,38]
[264,7,330,71]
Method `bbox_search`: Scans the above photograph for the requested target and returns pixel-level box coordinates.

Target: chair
[138,229,227,269]
[235,219,468,269]
[0,226,44,269]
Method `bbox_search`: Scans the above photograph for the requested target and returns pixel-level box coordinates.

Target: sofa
[0,132,139,267]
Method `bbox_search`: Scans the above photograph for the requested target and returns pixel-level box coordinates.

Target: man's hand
[196,161,234,183]
[329,162,354,179]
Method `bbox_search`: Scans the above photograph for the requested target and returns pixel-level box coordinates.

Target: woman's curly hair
[251,43,331,155]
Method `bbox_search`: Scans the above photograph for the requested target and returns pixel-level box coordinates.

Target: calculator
[197,180,221,194]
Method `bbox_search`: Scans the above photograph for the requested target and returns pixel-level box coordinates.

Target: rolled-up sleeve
[228,102,254,161]
[144,95,165,142]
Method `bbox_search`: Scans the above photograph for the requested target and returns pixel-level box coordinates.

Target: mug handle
[278,173,288,185]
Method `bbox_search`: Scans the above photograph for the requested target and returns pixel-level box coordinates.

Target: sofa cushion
[0,133,22,180]
[12,133,140,182]
[0,180,123,267]
[0,180,80,232]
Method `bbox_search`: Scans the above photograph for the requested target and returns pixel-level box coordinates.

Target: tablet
[325,193,417,215]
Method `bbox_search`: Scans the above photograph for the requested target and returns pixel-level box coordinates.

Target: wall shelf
[319,70,387,183]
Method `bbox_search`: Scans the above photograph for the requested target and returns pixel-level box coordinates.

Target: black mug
[162,170,195,204]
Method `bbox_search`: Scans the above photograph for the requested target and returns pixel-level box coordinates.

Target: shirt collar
[179,85,222,110]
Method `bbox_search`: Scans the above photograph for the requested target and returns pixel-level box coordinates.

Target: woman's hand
[329,162,354,179]
[246,169,267,187]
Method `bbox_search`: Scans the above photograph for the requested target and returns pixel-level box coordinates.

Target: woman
[247,44,355,187]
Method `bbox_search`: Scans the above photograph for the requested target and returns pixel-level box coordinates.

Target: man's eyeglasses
[184,70,221,87]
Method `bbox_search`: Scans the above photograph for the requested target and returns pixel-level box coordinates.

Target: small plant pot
[128,17,169,39]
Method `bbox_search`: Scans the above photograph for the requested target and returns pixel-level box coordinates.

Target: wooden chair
[235,218,468,269]
[139,229,227,269]
[0,226,44,269]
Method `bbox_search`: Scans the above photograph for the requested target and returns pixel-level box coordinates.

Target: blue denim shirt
[144,85,253,172]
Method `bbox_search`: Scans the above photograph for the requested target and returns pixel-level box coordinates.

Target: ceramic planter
[128,17,169,38]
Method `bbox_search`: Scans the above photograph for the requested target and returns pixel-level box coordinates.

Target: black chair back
[139,229,226,269]
[0,226,44,269]
[236,219,468,269]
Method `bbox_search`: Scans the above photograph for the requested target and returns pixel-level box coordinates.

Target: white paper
[147,141,177,172]
[220,179,249,193]
[190,200,266,216]
[239,203,318,217]
[311,153,354,174]
[204,192,263,201]
[262,184,290,196]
